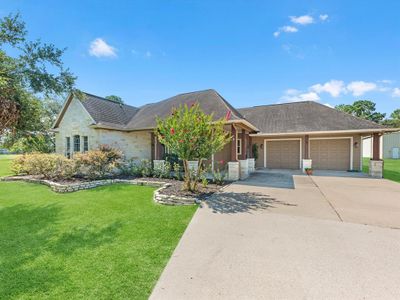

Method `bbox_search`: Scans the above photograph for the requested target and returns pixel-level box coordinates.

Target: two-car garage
[263,137,354,171]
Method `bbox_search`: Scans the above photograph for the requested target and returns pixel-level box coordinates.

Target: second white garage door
[265,140,301,169]
[310,138,351,171]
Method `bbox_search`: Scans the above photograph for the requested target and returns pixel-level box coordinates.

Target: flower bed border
[1,176,199,206]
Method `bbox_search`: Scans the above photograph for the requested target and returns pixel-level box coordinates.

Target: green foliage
[0,13,76,134]
[382,109,400,128]
[153,161,172,179]
[335,100,386,123]
[156,103,231,191]
[139,159,153,177]
[105,95,124,104]
[212,160,226,185]
[173,162,182,180]
[75,146,123,179]
[11,153,76,180]
[252,143,259,160]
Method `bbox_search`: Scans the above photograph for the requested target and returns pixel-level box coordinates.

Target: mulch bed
[140,177,225,200]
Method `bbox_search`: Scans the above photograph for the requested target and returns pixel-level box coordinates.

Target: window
[237,138,242,155]
[73,135,80,152]
[83,136,88,152]
[66,137,71,158]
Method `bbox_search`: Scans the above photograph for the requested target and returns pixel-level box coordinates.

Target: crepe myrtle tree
[156,103,231,191]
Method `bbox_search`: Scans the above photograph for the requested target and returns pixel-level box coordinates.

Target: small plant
[212,160,226,186]
[173,162,182,180]
[140,159,152,177]
[305,167,313,175]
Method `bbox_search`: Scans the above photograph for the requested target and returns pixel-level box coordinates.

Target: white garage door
[265,140,301,169]
[310,138,351,171]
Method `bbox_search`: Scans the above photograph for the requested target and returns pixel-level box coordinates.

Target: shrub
[212,160,226,186]
[173,162,182,180]
[140,159,152,177]
[75,145,122,179]
[11,153,77,180]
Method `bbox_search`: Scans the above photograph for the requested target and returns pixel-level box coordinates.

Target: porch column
[241,130,247,159]
[248,136,253,158]
[150,132,155,161]
[230,125,237,161]
[304,135,309,159]
[372,133,380,160]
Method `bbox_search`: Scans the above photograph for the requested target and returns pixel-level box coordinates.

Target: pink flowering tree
[156,103,231,191]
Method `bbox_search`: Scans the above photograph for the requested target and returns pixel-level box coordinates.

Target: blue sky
[2,0,400,115]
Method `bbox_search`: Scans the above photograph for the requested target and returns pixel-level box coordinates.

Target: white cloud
[392,88,400,97]
[310,80,345,97]
[319,14,329,21]
[145,50,152,58]
[378,79,394,84]
[347,81,377,96]
[324,103,334,108]
[282,25,298,32]
[89,38,117,58]
[274,26,298,37]
[290,15,314,25]
[281,89,320,102]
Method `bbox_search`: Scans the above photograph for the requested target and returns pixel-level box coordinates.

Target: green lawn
[0,154,17,177]
[0,182,197,299]
[363,158,400,183]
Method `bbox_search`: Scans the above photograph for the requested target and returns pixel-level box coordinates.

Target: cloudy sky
[2,0,400,114]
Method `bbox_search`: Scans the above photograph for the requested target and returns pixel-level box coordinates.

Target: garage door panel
[310,139,350,171]
[266,140,300,169]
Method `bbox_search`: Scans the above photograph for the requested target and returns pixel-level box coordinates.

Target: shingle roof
[80,93,139,127]
[125,89,244,130]
[237,101,386,134]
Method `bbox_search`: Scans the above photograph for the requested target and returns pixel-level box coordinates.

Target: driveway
[150,171,400,299]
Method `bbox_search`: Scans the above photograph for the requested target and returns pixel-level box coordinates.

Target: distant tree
[105,95,124,104]
[335,100,386,123]
[0,13,77,135]
[382,108,400,128]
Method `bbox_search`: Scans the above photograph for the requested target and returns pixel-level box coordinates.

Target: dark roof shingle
[125,89,243,130]
[237,101,386,134]
[80,93,139,127]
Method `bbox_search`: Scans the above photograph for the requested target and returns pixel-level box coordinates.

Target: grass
[0,154,17,177]
[363,158,400,183]
[0,182,197,299]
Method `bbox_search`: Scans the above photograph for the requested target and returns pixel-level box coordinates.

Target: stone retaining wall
[1,176,198,206]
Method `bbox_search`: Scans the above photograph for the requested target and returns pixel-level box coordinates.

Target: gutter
[249,128,400,137]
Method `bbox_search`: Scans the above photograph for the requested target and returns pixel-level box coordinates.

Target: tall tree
[105,95,124,104]
[382,109,400,128]
[335,100,386,123]
[0,13,77,135]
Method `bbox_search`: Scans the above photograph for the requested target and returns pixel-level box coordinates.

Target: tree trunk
[183,160,191,191]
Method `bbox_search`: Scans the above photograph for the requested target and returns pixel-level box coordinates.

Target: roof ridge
[239,100,314,110]
[82,92,138,109]
[211,90,245,120]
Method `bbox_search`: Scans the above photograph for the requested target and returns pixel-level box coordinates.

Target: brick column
[155,137,163,160]
[231,125,237,161]
[241,130,247,159]
[248,136,252,158]
[372,133,380,160]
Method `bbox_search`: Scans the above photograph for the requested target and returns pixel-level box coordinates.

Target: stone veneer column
[228,161,240,181]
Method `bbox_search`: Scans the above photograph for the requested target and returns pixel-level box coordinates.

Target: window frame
[237,138,242,155]
[73,135,81,152]
[83,136,89,152]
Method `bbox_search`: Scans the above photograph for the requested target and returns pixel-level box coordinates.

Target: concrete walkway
[150,171,400,299]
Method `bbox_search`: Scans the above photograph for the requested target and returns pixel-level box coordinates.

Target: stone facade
[54,97,151,160]
[369,160,384,178]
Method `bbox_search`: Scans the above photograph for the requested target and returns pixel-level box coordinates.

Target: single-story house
[363,132,400,159]
[52,89,397,178]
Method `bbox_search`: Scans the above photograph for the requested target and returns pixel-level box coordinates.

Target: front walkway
[150,171,400,299]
